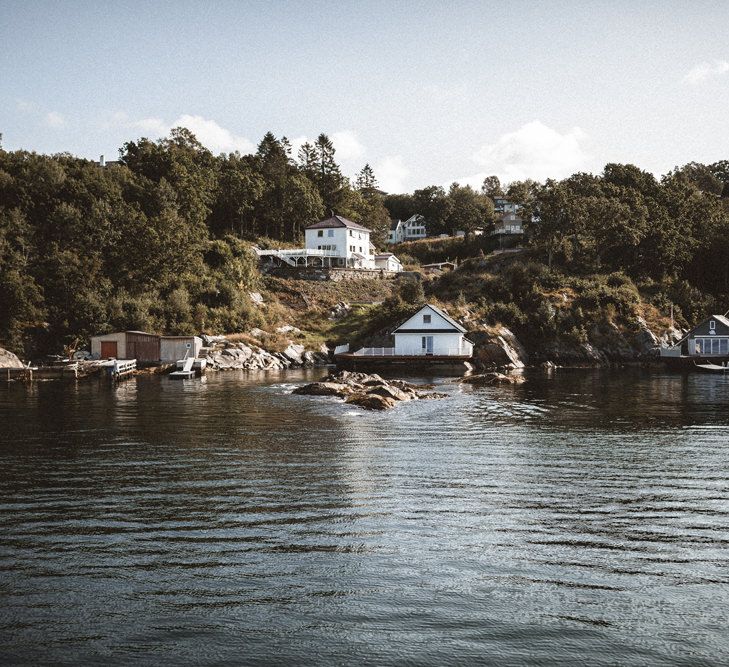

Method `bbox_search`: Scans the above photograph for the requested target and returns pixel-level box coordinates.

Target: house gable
[393,304,466,334]
[689,315,729,338]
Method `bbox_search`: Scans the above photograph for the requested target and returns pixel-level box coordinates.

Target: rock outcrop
[468,326,528,370]
[459,372,526,386]
[293,371,448,410]
[0,347,24,369]
[203,336,329,371]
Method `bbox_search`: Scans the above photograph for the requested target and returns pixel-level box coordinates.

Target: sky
[2,0,729,193]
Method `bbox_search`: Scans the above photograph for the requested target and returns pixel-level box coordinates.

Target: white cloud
[45,111,65,128]
[683,59,729,85]
[133,116,168,135]
[330,130,365,161]
[375,155,410,193]
[459,120,590,186]
[128,114,255,154]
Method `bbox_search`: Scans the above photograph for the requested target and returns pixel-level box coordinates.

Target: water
[1,369,728,666]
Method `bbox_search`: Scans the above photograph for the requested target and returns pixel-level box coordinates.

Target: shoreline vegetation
[2,129,729,373]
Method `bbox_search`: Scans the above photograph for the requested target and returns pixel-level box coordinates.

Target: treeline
[388,163,729,314]
[0,129,390,356]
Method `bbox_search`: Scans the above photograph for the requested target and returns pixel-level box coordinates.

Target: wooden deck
[335,353,472,371]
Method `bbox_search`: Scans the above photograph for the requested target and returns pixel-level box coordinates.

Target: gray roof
[306,215,371,232]
[713,314,729,328]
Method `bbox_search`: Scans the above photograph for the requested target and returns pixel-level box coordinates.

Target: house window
[359,247,362,253]
[317,230,323,237]
[328,229,334,237]
[710,320,716,331]
[423,314,431,324]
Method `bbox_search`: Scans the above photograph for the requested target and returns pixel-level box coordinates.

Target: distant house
[95,155,121,168]
[374,253,403,272]
[491,197,524,236]
[391,304,473,357]
[388,214,428,244]
[304,215,376,269]
[662,315,729,359]
[257,214,402,272]
[422,261,456,274]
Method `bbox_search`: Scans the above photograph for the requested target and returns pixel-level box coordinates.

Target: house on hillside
[256,214,402,273]
[374,253,403,272]
[491,197,524,236]
[388,214,428,244]
[661,314,729,363]
[304,215,376,268]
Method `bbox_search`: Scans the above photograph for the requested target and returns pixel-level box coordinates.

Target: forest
[1,126,729,358]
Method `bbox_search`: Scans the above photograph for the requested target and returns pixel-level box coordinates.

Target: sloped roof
[306,215,371,232]
[713,314,729,328]
[392,303,467,334]
[390,219,401,230]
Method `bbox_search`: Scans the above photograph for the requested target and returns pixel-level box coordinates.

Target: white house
[374,253,403,272]
[392,304,473,356]
[304,215,376,269]
[388,214,428,244]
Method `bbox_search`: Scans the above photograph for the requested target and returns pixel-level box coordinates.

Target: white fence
[353,345,472,357]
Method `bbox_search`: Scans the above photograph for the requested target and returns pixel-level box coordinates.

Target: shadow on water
[0,367,728,665]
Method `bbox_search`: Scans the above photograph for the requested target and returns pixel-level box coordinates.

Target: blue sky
[2,0,729,192]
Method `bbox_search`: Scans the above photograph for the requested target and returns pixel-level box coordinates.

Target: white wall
[394,332,466,355]
[90,332,127,359]
[375,256,402,272]
[160,336,202,362]
[305,226,374,267]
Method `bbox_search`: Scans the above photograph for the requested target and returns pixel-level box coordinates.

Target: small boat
[694,362,729,374]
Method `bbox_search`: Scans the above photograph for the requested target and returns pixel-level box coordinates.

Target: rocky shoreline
[200,333,330,371]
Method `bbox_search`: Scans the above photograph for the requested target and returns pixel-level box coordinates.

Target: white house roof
[306,215,371,232]
[712,314,729,328]
[392,303,467,334]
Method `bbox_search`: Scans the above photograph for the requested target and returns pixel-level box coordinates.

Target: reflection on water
[1,368,728,665]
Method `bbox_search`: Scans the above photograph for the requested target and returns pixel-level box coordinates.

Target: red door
[100,341,118,358]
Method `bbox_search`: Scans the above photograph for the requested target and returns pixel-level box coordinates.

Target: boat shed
[160,336,203,363]
[686,315,729,356]
[392,304,472,356]
[90,331,160,362]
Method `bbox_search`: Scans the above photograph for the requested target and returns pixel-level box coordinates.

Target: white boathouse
[391,304,473,356]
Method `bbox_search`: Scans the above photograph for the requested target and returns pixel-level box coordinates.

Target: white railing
[353,345,472,357]
[113,359,137,374]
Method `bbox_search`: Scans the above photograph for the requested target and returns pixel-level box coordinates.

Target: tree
[445,184,493,236]
[481,175,503,199]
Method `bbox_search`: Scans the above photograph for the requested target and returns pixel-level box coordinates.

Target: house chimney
[99,154,105,167]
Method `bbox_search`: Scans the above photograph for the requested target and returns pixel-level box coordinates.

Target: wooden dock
[334,353,472,372]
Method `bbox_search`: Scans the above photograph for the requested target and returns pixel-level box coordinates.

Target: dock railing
[352,346,471,357]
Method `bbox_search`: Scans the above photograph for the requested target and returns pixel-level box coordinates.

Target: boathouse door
[422,336,434,355]
[100,341,117,358]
